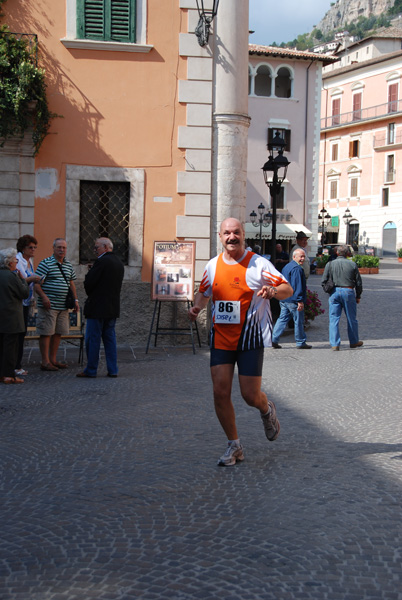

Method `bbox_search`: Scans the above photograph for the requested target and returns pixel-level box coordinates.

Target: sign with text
[151,241,195,301]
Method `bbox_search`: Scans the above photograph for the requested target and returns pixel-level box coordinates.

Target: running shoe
[217,442,244,467]
[261,400,280,441]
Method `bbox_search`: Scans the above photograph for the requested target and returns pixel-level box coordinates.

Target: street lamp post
[318,207,332,246]
[343,208,353,245]
[261,132,290,266]
[249,203,271,252]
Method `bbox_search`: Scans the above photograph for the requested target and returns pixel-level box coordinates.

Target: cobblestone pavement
[1,259,402,600]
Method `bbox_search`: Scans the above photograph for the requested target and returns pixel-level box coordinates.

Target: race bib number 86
[214,300,241,324]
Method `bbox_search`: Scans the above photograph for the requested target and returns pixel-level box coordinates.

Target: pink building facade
[320,30,402,255]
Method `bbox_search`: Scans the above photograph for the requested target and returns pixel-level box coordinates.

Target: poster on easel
[151,241,195,301]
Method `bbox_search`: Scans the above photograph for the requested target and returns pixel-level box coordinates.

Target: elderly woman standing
[15,235,42,376]
[0,248,29,384]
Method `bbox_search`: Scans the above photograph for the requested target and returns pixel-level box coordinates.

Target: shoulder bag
[322,262,336,294]
[56,262,76,309]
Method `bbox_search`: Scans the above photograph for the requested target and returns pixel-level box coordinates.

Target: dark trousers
[0,332,19,378]
[16,305,29,369]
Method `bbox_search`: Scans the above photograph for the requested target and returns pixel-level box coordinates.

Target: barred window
[79,180,130,264]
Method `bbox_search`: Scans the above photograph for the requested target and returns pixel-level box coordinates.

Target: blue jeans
[328,288,359,347]
[84,318,118,376]
[272,301,306,347]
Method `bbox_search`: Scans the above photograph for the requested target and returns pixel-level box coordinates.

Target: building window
[330,180,338,200]
[331,143,338,161]
[382,188,389,207]
[275,67,292,98]
[352,92,362,121]
[80,181,130,264]
[349,139,360,158]
[388,123,395,144]
[268,128,291,152]
[385,154,395,183]
[77,0,136,43]
[254,65,272,97]
[66,165,144,279]
[388,83,398,113]
[350,177,358,197]
[332,97,341,126]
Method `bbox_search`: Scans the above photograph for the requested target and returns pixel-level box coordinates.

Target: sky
[249,0,333,46]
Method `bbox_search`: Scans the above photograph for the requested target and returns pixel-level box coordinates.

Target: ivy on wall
[0,0,59,155]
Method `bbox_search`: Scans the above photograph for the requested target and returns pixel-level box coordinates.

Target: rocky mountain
[316,0,395,35]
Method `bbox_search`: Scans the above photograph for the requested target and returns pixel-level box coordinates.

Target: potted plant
[398,248,402,263]
[304,289,325,326]
[366,255,380,274]
[352,254,369,274]
[0,26,58,154]
[315,254,329,275]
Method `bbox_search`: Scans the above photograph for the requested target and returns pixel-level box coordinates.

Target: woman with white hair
[0,248,29,383]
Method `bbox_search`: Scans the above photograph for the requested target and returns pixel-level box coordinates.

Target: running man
[189,218,293,466]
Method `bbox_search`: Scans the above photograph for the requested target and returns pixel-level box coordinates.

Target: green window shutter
[77,0,136,43]
[110,1,135,42]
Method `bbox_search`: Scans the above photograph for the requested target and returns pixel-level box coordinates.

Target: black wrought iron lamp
[318,207,332,246]
[250,203,271,253]
[195,0,220,47]
[261,132,290,265]
[342,207,353,245]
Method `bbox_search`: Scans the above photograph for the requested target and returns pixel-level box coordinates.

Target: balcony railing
[384,169,396,184]
[322,99,402,130]
[0,32,38,67]
[374,131,402,148]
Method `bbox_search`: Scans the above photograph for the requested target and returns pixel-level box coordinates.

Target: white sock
[228,439,240,446]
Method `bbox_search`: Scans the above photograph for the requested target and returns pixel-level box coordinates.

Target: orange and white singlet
[199,250,288,351]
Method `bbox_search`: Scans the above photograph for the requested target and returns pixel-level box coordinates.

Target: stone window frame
[65,165,144,280]
[62,0,152,53]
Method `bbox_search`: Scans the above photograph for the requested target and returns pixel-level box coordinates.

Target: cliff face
[316,0,395,35]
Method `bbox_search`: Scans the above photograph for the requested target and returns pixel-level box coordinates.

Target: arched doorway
[348,220,359,251]
[383,221,397,255]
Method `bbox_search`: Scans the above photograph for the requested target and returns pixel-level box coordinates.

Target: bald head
[293,249,306,265]
[220,218,244,234]
[219,218,245,259]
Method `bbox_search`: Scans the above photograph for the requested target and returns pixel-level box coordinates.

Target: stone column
[211,0,250,255]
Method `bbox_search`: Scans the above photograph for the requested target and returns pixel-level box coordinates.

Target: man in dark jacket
[271,249,312,349]
[77,238,124,378]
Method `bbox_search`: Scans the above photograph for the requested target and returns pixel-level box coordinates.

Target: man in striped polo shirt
[34,238,79,371]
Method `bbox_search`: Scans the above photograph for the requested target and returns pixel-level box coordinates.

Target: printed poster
[151,241,195,301]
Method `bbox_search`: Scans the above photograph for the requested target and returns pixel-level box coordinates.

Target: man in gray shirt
[321,245,363,350]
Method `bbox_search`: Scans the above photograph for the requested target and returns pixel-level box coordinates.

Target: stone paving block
[1,260,402,599]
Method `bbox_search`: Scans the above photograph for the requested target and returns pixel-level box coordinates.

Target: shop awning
[245,223,312,240]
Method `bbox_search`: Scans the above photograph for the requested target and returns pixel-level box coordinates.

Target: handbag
[322,262,335,294]
[56,263,76,309]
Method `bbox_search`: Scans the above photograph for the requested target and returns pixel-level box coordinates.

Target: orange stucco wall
[4,0,187,280]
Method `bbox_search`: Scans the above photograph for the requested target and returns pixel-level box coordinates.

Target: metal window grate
[79,181,130,264]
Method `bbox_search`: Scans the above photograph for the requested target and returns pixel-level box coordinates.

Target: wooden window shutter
[349,141,353,158]
[388,83,398,113]
[110,1,135,42]
[77,0,136,42]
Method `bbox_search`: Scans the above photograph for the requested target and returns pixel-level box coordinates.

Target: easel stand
[146,300,201,354]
